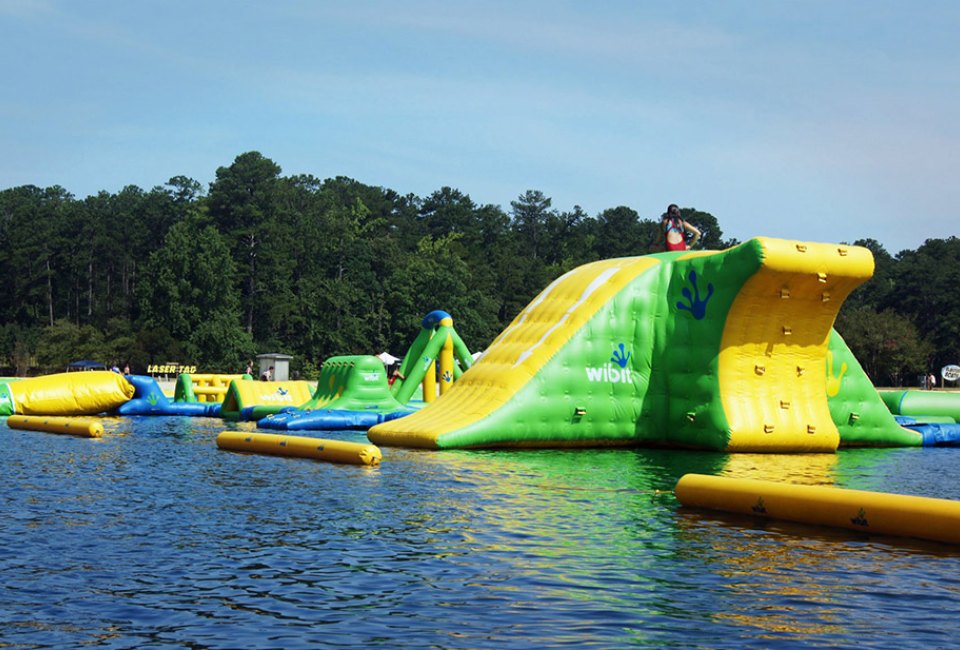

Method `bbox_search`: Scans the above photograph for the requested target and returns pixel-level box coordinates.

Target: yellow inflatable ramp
[676,474,960,545]
[216,431,382,466]
[7,415,104,438]
[370,256,662,449]
[718,239,873,451]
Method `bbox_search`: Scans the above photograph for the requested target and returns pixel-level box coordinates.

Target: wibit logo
[585,344,634,384]
[676,269,714,320]
[851,507,869,527]
[261,386,295,403]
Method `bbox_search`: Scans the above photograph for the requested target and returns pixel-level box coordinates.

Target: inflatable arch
[390,310,474,403]
[369,237,921,451]
[174,373,251,403]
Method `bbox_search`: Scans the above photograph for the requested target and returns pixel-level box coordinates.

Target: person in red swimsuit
[661,204,701,251]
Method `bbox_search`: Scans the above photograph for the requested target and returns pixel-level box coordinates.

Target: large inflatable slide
[369,237,930,451]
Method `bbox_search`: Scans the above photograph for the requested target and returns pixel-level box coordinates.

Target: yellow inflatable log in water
[0,371,134,416]
[7,415,104,438]
[676,473,960,545]
[216,431,382,466]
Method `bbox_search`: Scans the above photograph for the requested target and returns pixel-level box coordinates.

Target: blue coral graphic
[610,343,631,369]
[677,269,714,320]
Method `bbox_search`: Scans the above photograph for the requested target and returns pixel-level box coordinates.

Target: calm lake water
[2,416,960,649]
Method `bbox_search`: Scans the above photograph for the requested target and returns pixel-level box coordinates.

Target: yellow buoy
[7,415,104,438]
[675,473,960,545]
[216,431,382,466]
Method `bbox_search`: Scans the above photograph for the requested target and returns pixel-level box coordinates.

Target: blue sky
[2,1,958,254]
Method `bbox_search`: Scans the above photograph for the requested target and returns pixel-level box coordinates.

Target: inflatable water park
[6,236,960,543]
[2,236,960,455]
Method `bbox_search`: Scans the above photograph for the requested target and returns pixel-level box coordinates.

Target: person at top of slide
[661,204,701,251]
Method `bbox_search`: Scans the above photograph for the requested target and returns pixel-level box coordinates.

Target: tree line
[0,151,956,386]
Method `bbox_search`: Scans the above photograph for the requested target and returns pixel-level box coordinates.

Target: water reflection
[674,506,960,641]
[716,451,839,484]
[3,419,960,648]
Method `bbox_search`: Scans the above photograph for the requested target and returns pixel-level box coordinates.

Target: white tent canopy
[377,352,400,365]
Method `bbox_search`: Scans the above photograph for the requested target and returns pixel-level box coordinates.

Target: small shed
[256,353,293,381]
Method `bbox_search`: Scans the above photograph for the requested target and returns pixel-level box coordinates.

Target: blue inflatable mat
[259,408,414,431]
[115,374,220,417]
[900,421,960,446]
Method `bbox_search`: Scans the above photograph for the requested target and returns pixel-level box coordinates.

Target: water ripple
[2,421,960,648]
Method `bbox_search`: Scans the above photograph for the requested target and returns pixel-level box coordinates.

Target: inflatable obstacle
[218,380,315,421]
[115,375,217,416]
[7,415,104,438]
[825,330,921,447]
[260,312,474,431]
[259,355,413,431]
[0,371,134,416]
[877,389,960,445]
[174,373,250,403]
[390,310,474,404]
[216,431,382,466]
[879,389,960,421]
[675,474,960,545]
[369,237,920,451]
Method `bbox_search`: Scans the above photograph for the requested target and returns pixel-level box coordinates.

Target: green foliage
[510,189,552,260]
[207,152,284,338]
[845,238,896,310]
[681,208,737,250]
[835,307,932,386]
[1,151,953,384]
[132,327,185,373]
[0,185,73,327]
[34,319,107,373]
[594,206,657,257]
[137,217,253,372]
[886,237,960,371]
[0,323,36,375]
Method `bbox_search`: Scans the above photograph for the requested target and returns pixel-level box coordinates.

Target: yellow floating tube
[675,473,960,545]
[3,370,134,416]
[216,431,382,466]
[7,415,104,438]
